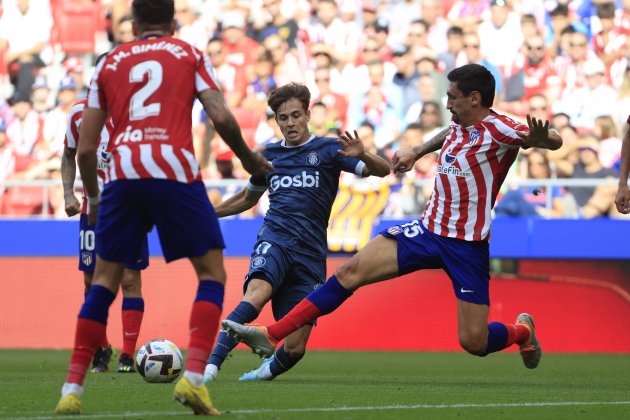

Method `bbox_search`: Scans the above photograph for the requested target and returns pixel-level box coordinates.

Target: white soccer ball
[135,338,183,383]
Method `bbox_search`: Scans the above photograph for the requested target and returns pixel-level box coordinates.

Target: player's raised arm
[516,114,562,151]
[392,126,450,173]
[198,89,272,177]
[337,130,390,177]
[214,188,265,218]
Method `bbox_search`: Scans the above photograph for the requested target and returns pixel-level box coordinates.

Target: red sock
[506,323,531,347]
[267,299,322,342]
[121,309,144,357]
[66,318,107,385]
[186,300,221,374]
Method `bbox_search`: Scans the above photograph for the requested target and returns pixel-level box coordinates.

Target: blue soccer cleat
[239,356,276,381]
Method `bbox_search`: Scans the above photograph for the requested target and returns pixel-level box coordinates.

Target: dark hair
[406,122,423,131]
[597,2,616,19]
[358,120,375,132]
[520,14,537,25]
[447,26,463,37]
[207,36,222,46]
[550,4,569,18]
[132,0,174,29]
[267,83,311,114]
[447,64,495,107]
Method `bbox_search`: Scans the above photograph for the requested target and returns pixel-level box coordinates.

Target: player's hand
[64,194,81,217]
[517,114,551,149]
[337,130,365,158]
[392,148,418,173]
[241,151,273,176]
[615,184,630,214]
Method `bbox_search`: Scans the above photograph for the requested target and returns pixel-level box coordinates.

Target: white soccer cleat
[221,320,278,358]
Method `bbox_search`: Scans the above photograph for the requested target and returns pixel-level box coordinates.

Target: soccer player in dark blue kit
[204,83,391,382]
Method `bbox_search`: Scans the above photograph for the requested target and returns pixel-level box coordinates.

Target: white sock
[259,364,273,379]
[205,364,218,377]
[61,383,83,397]
[184,371,204,387]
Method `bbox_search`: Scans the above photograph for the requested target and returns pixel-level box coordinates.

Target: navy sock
[269,344,303,377]
[122,297,144,311]
[307,275,353,315]
[78,285,116,324]
[484,322,509,355]
[209,301,259,367]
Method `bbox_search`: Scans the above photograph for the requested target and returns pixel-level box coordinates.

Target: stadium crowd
[0,0,628,219]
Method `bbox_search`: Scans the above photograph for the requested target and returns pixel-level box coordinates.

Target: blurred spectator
[519,13,539,40]
[417,100,446,139]
[422,0,450,55]
[547,124,580,178]
[243,49,277,113]
[346,37,397,94]
[306,0,361,66]
[555,59,616,131]
[174,0,209,50]
[220,11,259,82]
[254,108,283,147]
[495,149,568,218]
[592,2,627,69]
[556,30,603,97]
[383,0,421,47]
[206,37,247,108]
[310,66,348,129]
[568,135,618,218]
[457,32,503,97]
[62,56,87,99]
[309,101,336,137]
[478,0,523,71]
[0,0,53,99]
[438,25,464,74]
[593,115,622,169]
[43,76,77,159]
[546,4,571,58]
[405,73,448,125]
[391,45,420,117]
[6,92,41,166]
[307,43,345,94]
[362,19,392,64]
[30,76,51,116]
[527,94,550,122]
[0,118,14,198]
[263,32,304,86]
[251,0,299,49]
[447,0,490,32]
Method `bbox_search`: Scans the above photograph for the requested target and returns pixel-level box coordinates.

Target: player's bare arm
[61,145,81,217]
[77,107,107,224]
[198,89,273,176]
[615,125,630,214]
[517,114,563,151]
[214,188,265,218]
[392,126,450,173]
[337,130,390,177]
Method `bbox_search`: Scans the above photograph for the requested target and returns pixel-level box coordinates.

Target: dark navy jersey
[248,136,366,258]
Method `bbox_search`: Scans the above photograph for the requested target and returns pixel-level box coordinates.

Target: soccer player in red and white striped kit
[224,63,562,370]
[55,0,271,415]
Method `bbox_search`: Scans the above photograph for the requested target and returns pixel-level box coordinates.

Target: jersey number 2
[129,60,162,121]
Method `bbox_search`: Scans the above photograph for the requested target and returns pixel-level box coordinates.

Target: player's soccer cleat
[91,345,113,373]
[203,364,218,383]
[117,353,135,373]
[54,393,81,415]
[173,376,220,416]
[239,356,276,381]
[516,313,542,369]
[221,320,278,358]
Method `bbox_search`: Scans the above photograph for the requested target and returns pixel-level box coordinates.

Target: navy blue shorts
[96,179,224,265]
[79,213,149,272]
[380,219,490,305]
[245,240,325,321]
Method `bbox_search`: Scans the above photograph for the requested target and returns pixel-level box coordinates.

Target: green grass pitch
[1,350,629,419]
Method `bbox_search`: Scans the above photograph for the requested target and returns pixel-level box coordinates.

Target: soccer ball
[135,339,183,383]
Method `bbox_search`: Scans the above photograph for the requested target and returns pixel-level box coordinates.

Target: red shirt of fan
[422,112,527,241]
[87,36,220,184]
[64,99,115,214]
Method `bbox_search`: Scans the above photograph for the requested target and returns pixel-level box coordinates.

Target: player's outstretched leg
[515,313,542,369]
[222,320,278,358]
[205,301,259,382]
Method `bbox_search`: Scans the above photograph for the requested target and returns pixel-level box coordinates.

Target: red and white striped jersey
[64,99,114,214]
[422,112,527,241]
[87,36,221,184]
